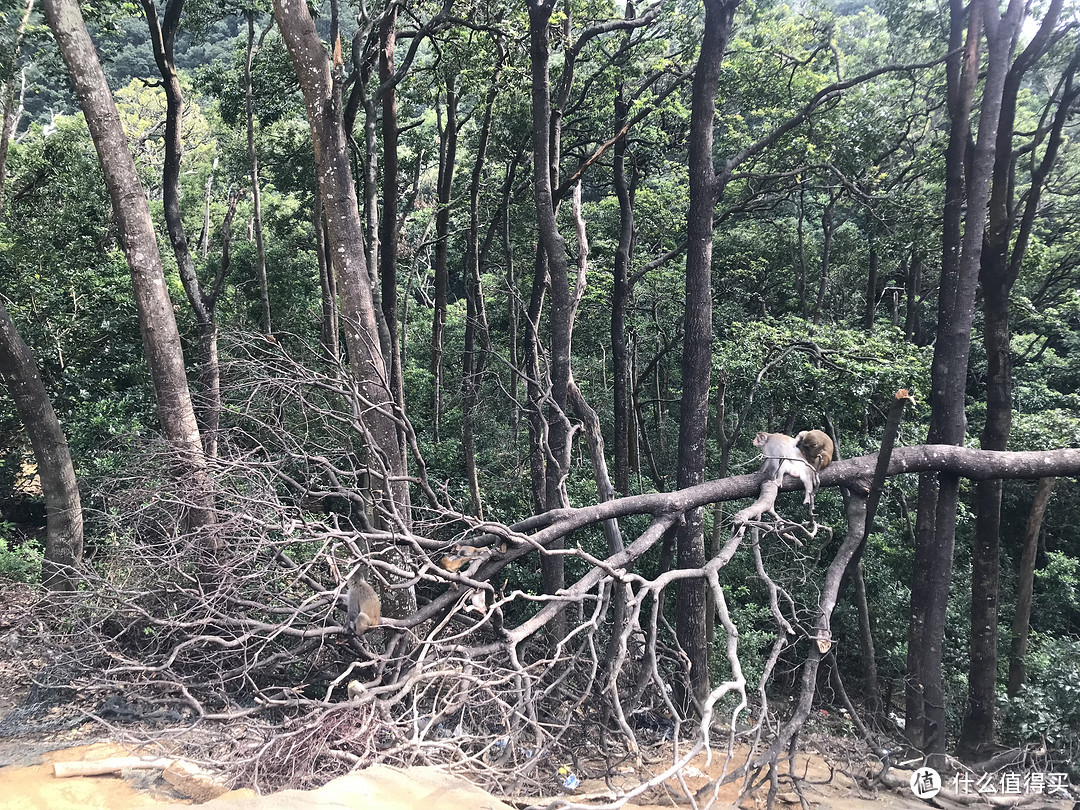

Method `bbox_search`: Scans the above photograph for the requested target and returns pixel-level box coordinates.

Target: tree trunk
[0,298,83,591]
[273,0,408,538]
[854,561,882,715]
[795,184,808,318]
[864,233,879,331]
[504,175,520,448]
[462,48,503,520]
[628,333,639,479]
[42,0,215,542]
[142,0,225,458]
[362,98,380,291]
[906,0,1024,764]
[707,382,729,644]
[961,1,1069,754]
[525,247,547,517]
[246,11,272,335]
[0,0,33,219]
[905,249,922,343]
[905,0,980,752]
[197,154,216,259]
[612,74,633,496]
[432,78,458,445]
[811,193,836,324]
[529,0,571,643]
[675,0,738,710]
[198,189,241,458]
[378,9,406,426]
[313,190,339,362]
[1007,477,1056,698]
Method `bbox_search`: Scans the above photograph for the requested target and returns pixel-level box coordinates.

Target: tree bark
[462,46,504,520]
[41,0,215,542]
[811,193,836,324]
[313,189,339,362]
[707,381,729,643]
[961,2,1070,754]
[525,246,547,517]
[0,298,83,591]
[904,249,922,343]
[142,0,225,458]
[377,8,406,429]
[1007,477,1056,698]
[853,561,881,715]
[504,169,520,448]
[906,0,1024,764]
[529,0,571,642]
[197,154,216,259]
[847,389,916,715]
[273,0,409,536]
[197,189,241,457]
[432,78,458,445]
[246,11,272,335]
[0,0,33,220]
[863,233,879,331]
[905,0,980,752]
[675,0,739,709]
[612,67,634,496]
[795,185,808,318]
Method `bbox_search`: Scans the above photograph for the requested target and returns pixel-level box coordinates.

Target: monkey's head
[753,432,768,447]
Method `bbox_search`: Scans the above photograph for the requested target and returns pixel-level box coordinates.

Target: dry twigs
[7,339,907,806]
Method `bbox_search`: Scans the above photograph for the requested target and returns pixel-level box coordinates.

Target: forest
[1,0,1079,805]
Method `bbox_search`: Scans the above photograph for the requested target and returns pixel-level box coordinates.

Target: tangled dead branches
[3,336,912,806]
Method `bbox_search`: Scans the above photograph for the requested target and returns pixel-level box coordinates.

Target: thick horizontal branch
[524,444,1080,540]
[403,444,1080,629]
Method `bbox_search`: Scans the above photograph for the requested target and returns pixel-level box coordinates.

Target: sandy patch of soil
[0,742,193,809]
[0,738,1072,810]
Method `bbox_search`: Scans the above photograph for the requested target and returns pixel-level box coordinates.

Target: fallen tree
[6,343,1077,806]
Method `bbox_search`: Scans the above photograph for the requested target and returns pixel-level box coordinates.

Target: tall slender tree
[272,0,409,536]
[245,9,272,335]
[906,0,1026,762]
[431,77,458,444]
[611,6,635,496]
[378,4,406,418]
[0,299,82,591]
[41,0,216,542]
[0,0,33,217]
[141,0,230,458]
[675,0,740,708]
[462,38,505,520]
[528,0,572,642]
[1007,477,1056,698]
[961,6,1076,754]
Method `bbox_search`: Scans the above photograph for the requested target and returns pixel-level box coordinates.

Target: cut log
[52,756,174,777]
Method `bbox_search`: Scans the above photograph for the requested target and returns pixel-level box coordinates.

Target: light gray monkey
[754,431,816,504]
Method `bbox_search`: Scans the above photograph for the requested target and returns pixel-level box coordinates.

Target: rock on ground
[199,764,512,810]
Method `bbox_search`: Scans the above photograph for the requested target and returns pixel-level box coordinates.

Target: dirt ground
[0,603,1070,810]
[4,737,1064,810]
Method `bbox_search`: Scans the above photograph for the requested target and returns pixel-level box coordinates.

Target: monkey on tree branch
[388,442,1080,632]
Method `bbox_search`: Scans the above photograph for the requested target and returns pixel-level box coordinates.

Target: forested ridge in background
[1,0,1079,801]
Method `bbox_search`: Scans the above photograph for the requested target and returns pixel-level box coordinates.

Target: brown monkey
[438,542,506,573]
[794,429,834,474]
[438,544,484,573]
[753,431,816,504]
[344,571,380,634]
